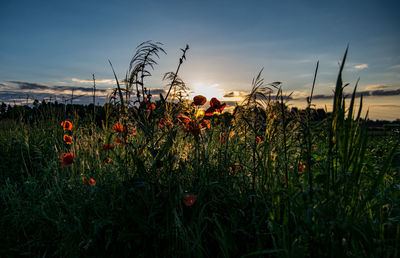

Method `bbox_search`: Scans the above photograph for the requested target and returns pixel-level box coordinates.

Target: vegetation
[1,42,399,257]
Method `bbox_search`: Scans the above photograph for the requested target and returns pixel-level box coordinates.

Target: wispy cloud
[71,78,114,84]
[0,81,170,105]
[223,91,248,98]
[390,64,400,69]
[353,64,368,70]
[363,84,390,91]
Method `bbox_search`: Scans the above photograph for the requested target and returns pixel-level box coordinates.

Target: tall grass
[0,43,399,257]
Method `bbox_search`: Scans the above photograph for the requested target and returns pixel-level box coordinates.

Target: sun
[190,82,224,101]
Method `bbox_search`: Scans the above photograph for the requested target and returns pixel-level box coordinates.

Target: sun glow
[190,82,225,101]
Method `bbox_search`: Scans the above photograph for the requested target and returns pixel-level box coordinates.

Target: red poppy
[229,163,242,175]
[147,102,156,111]
[178,115,209,138]
[177,114,191,125]
[61,121,72,131]
[314,146,318,150]
[159,118,173,130]
[103,158,111,164]
[63,134,72,144]
[116,138,127,145]
[130,127,137,136]
[101,144,115,151]
[183,195,198,207]
[60,152,74,167]
[185,121,201,137]
[205,98,226,116]
[199,119,210,129]
[191,95,207,106]
[298,162,306,174]
[255,136,263,144]
[113,123,127,133]
[84,177,96,187]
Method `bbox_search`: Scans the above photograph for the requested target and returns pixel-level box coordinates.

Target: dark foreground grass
[0,44,399,257]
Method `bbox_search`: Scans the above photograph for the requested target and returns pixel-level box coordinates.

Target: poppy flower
[183,195,198,207]
[147,102,156,111]
[298,162,306,174]
[60,152,74,167]
[255,136,263,144]
[103,158,111,164]
[205,98,226,116]
[113,123,127,133]
[199,119,210,129]
[229,163,242,175]
[177,114,191,125]
[192,95,207,106]
[101,144,115,151]
[129,127,137,136]
[314,146,318,150]
[83,177,96,187]
[61,121,72,131]
[159,118,173,130]
[63,134,72,144]
[116,138,127,145]
[185,121,201,137]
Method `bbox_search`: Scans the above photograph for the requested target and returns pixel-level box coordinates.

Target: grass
[0,42,399,257]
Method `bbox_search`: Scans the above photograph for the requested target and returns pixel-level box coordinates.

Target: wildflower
[185,121,201,137]
[147,102,156,111]
[205,97,226,116]
[129,127,137,136]
[113,123,126,133]
[199,119,210,129]
[177,114,191,125]
[116,138,127,145]
[83,177,96,187]
[101,144,115,151]
[159,118,173,130]
[191,95,207,106]
[314,146,318,150]
[298,162,306,174]
[229,163,242,175]
[60,152,74,167]
[103,158,111,164]
[183,194,198,207]
[63,134,72,144]
[255,136,263,144]
[61,120,72,131]
[178,115,209,138]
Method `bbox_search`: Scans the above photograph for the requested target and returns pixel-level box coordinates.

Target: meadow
[0,42,399,257]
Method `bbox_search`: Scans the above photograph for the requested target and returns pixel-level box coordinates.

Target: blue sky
[1,0,399,119]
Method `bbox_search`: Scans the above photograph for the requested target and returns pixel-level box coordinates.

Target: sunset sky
[1,0,399,120]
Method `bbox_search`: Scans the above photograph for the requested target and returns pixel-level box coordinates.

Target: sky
[1,0,399,120]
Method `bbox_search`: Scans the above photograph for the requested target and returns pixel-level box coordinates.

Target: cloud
[0,82,9,87]
[363,84,390,91]
[8,81,51,90]
[71,78,114,84]
[0,81,171,106]
[223,91,248,98]
[390,64,400,69]
[148,88,166,96]
[310,87,400,99]
[353,64,368,70]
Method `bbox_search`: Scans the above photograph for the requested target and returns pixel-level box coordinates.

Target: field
[1,43,399,257]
